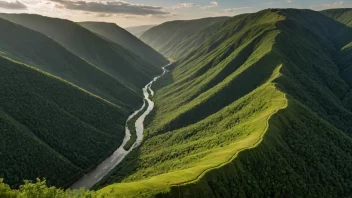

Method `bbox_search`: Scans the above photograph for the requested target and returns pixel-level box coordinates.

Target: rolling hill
[79,22,168,67]
[94,9,352,197]
[0,13,162,89]
[125,25,156,37]
[140,17,230,59]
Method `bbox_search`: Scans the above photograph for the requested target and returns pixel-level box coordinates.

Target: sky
[0,0,351,27]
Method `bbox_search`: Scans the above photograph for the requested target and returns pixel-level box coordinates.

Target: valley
[70,63,171,190]
[0,6,351,198]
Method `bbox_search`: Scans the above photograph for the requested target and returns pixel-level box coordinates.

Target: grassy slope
[79,22,168,67]
[0,18,140,110]
[125,25,156,38]
[0,56,128,188]
[0,13,161,89]
[140,17,230,59]
[96,9,352,197]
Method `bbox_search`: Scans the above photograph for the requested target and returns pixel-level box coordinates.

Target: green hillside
[0,17,140,110]
[93,9,352,197]
[0,56,129,188]
[140,17,230,59]
[321,8,352,89]
[322,8,352,27]
[0,14,161,89]
[79,22,168,67]
[125,25,156,38]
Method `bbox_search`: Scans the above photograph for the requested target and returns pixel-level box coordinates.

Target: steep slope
[125,25,156,37]
[94,9,352,197]
[140,17,230,59]
[0,17,140,109]
[322,8,352,27]
[79,22,168,67]
[0,14,161,89]
[0,56,128,188]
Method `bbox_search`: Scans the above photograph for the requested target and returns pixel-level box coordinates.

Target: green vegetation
[0,178,96,198]
[125,25,156,38]
[140,17,230,59]
[0,14,167,189]
[322,8,352,27]
[0,17,140,110]
[0,55,129,188]
[124,100,149,151]
[79,22,168,67]
[0,13,161,89]
[94,9,352,197]
[1,7,352,198]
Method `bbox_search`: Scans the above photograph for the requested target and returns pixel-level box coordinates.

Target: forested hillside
[322,8,352,27]
[140,17,229,59]
[0,18,140,109]
[79,22,168,67]
[0,56,128,188]
[0,13,167,189]
[0,14,161,89]
[95,9,352,197]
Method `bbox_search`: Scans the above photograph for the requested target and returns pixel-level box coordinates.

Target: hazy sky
[0,0,350,27]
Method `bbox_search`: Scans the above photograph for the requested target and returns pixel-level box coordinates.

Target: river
[70,63,171,189]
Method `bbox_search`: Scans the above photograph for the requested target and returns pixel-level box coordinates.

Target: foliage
[0,57,128,188]
[0,178,97,198]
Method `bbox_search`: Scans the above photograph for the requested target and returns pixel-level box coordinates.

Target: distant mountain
[322,8,352,27]
[0,56,128,188]
[0,14,161,89]
[0,18,140,110]
[125,25,155,37]
[96,9,352,197]
[140,17,230,59]
[79,22,168,67]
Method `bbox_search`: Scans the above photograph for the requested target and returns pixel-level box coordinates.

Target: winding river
[70,63,171,190]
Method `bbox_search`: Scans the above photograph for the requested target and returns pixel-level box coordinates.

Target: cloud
[50,0,169,16]
[311,1,344,10]
[225,7,251,12]
[0,0,26,9]
[287,0,293,3]
[171,2,199,9]
[201,1,218,9]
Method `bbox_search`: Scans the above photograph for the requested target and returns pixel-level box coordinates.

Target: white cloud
[201,1,218,9]
[172,2,199,9]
